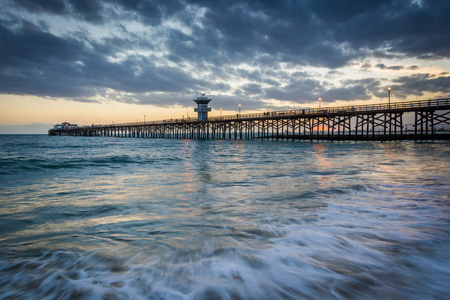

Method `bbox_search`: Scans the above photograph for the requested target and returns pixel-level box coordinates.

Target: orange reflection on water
[179,139,197,197]
[383,143,402,158]
[312,144,332,170]
[312,143,337,186]
[377,143,410,183]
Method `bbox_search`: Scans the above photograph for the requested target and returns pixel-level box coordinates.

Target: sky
[0,0,449,133]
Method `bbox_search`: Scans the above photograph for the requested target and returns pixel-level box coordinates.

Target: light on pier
[388,87,391,107]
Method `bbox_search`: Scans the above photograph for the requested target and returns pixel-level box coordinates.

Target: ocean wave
[0,155,185,176]
[1,223,449,300]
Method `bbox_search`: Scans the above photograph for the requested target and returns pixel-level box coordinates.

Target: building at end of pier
[194,94,212,121]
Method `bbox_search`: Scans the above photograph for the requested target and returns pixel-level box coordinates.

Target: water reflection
[312,143,337,187]
[312,143,332,170]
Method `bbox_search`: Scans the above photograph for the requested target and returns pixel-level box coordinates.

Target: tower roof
[193,94,212,105]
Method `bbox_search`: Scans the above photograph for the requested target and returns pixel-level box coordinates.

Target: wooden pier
[49,98,450,141]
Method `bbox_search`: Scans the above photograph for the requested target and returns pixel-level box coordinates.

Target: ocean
[0,135,449,299]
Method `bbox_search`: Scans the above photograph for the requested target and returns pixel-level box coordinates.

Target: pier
[49,98,450,141]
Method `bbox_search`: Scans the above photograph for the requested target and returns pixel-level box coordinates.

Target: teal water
[0,135,449,299]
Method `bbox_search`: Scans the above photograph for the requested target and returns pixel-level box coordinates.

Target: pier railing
[208,97,450,122]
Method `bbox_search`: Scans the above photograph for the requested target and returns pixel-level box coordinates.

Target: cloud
[0,19,211,102]
[14,0,68,15]
[0,0,449,109]
[263,75,323,102]
[390,73,450,98]
[0,20,94,98]
[316,0,450,59]
[326,78,381,101]
[375,64,404,70]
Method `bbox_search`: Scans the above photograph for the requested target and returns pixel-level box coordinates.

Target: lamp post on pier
[238,104,241,117]
[144,115,146,125]
[388,87,391,108]
[220,108,222,118]
[318,97,322,110]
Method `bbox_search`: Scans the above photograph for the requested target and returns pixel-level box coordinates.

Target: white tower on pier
[194,93,212,121]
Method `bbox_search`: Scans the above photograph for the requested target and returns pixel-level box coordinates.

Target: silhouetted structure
[53,122,79,130]
[49,98,450,141]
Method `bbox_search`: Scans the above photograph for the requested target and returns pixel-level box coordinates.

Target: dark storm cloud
[0,19,208,103]
[241,83,263,96]
[14,0,67,15]
[183,0,450,67]
[0,20,89,98]
[263,76,382,103]
[69,0,104,23]
[263,75,323,102]
[1,0,449,106]
[389,73,450,98]
[376,64,403,71]
[185,0,355,68]
[311,0,450,59]
[323,78,381,101]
